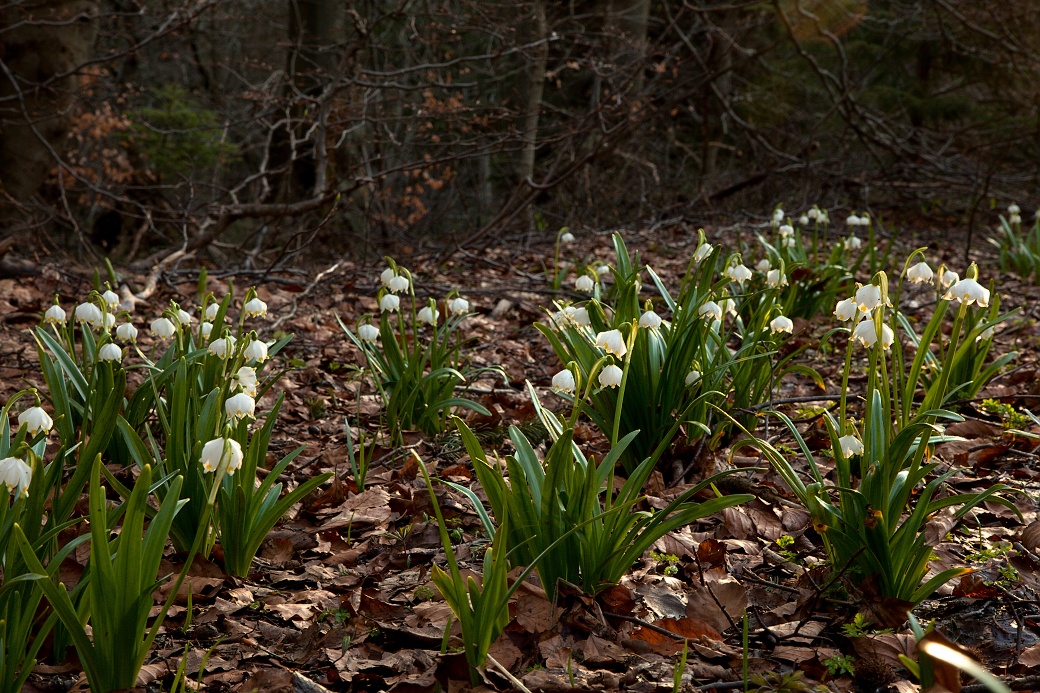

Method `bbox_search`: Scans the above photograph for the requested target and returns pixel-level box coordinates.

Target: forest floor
[5,219,1040,693]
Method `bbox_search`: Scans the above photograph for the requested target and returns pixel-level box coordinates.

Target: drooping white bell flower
[772,208,785,224]
[175,309,193,326]
[857,214,870,226]
[845,235,863,250]
[767,269,788,288]
[560,231,575,244]
[101,290,120,311]
[807,207,820,220]
[834,297,858,322]
[938,269,958,289]
[417,306,440,326]
[854,284,882,315]
[358,323,380,342]
[756,258,772,273]
[200,322,213,339]
[235,366,258,397]
[846,214,861,226]
[599,364,623,388]
[205,303,220,321]
[596,265,611,276]
[778,224,794,238]
[798,215,810,226]
[944,277,990,307]
[570,306,591,327]
[0,457,31,497]
[200,438,243,474]
[594,329,627,358]
[115,322,138,343]
[103,312,116,331]
[75,302,104,329]
[724,263,753,285]
[208,336,237,359]
[818,211,830,225]
[685,370,701,386]
[98,343,122,362]
[906,261,934,284]
[639,311,662,330]
[18,407,53,436]
[551,369,576,395]
[838,435,864,457]
[1010,213,1022,225]
[244,297,268,319]
[44,304,66,325]
[852,320,894,349]
[782,236,796,248]
[151,317,176,339]
[380,294,400,313]
[720,298,737,316]
[225,393,256,422]
[770,315,794,334]
[388,275,410,294]
[448,297,469,316]
[243,339,269,362]
[380,267,397,287]
[699,301,723,322]
[1008,203,1021,215]
[977,326,995,341]
[693,242,713,263]
[575,275,595,293]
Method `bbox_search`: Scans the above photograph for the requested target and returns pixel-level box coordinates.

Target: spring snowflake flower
[75,303,103,329]
[846,214,861,227]
[380,267,397,287]
[200,438,243,475]
[938,269,958,289]
[756,258,772,273]
[853,320,894,349]
[834,297,857,322]
[596,265,611,276]
[225,393,256,422]
[448,297,469,316]
[639,311,662,330]
[101,290,120,311]
[772,208,785,224]
[575,275,595,293]
[570,306,591,326]
[778,224,794,238]
[770,315,794,334]
[807,207,820,220]
[98,343,122,362]
[838,435,864,457]
[151,317,176,339]
[854,284,882,315]
[560,231,575,244]
[209,336,236,359]
[1008,203,1020,215]
[599,364,623,388]
[200,322,213,339]
[595,329,627,358]
[205,303,220,320]
[0,457,31,497]
[720,298,737,316]
[175,309,193,326]
[358,323,379,342]
[906,261,934,284]
[944,278,990,307]
[44,304,66,325]
[417,306,440,326]
[103,312,116,331]
[693,242,714,263]
[799,215,810,226]
[235,366,258,397]
[115,322,138,342]
[685,370,701,386]
[724,263,753,285]
[552,369,576,395]
[845,235,863,250]
[243,339,269,362]
[380,294,400,313]
[388,275,410,294]
[244,297,268,319]
[782,236,796,248]
[767,269,788,288]
[699,301,723,322]
[977,326,995,341]
[18,407,52,436]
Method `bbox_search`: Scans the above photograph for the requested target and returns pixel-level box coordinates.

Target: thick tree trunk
[518,0,547,186]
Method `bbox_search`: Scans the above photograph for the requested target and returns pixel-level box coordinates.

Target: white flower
[720,298,737,316]
[115,322,138,342]
[595,329,627,358]
[560,231,575,244]
[599,364,623,388]
[798,215,810,226]
[838,435,864,457]
[75,303,103,329]
[639,311,662,330]
[244,297,268,319]
[417,306,440,325]
[1010,213,1022,225]
[845,235,863,250]
[857,214,870,226]
[596,265,611,276]
[103,312,116,331]
[448,297,469,316]
[855,284,882,315]
[939,270,959,289]
[846,214,861,226]
[944,278,990,307]
[571,307,591,326]
[225,392,256,421]
[977,326,995,341]
[101,290,120,311]
[906,261,934,284]
[767,269,788,288]
[685,370,701,386]
[244,339,269,362]
[693,242,713,262]
[818,211,830,225]
[0,457,31,497]
[781,236,796,248]
[1008,203,1020,215]
[756,258,772,273]
[724,263,753,284]
[834,297,858,322]
[807,208,820,220]
[205,303,220,321]
[208,336,237,359]
[200,322,213,339]
[44,304,66,325]
[551,369,576,395]
[175,309,193,326]
[575,275,595,293]
[772,208,785,224]
[235,366,258,397]
[779,224,794,237]
[18,407,52,436]
[151,317,176,339]
[380,294,400,313]
[770,315,794,334]
[358,324,380,342]
[388,275,410,294]
[98,343,122,362]
[699,301,723,322]
[380,267,397,287]
[200,438,243,475]
[852,320,894,349]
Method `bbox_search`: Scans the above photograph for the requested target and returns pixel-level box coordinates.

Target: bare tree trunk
[519,0,548,187]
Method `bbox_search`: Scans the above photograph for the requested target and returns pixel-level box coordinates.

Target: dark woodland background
[2,0,1038,263]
